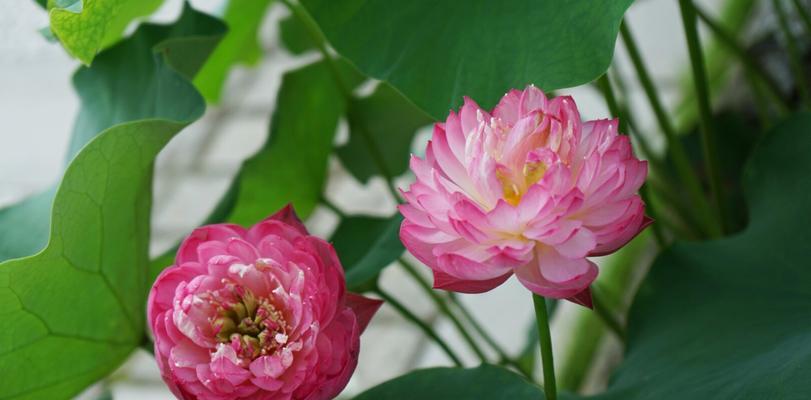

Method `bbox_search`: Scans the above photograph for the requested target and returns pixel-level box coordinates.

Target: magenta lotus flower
[148,205,383,400]
[399,86,650,306]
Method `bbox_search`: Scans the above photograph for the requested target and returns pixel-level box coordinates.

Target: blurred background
[0,0,798,398]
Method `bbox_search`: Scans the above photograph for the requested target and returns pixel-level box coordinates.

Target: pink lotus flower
[399,86,650,306]
[148,206,382,400]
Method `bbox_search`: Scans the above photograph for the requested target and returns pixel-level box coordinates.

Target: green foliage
[301,0,633,119]
[45,0,164,64]
[226,61,360,226]
[338,83,434,183]
[345,114,811,399]
[330,214,404,291]
[194,0,275,102]
[353,364,555,399]
[0,4,225,263]
[0,7,224,399]
[279,13,314,55]
[149,60,364,279]
[593,113,811,399]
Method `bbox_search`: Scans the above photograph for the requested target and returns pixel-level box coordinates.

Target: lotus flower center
[211,286,288,361]
[496,160,548,206]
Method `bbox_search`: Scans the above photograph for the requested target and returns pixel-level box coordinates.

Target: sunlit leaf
[0,4,225,263]
[0,7,224,398]
[46,0,166,64]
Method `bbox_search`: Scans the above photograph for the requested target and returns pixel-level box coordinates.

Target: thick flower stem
[678,0,729,235]
[397,258,489,363]
[773,0,811,110]
[620,22,722,239]
[693,5,788,115]
[282,0,402,202]
[374,287,464,367]
[532,294,557,400]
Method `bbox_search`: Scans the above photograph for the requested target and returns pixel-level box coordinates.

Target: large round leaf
[353,364,555,399]
[302,0,633,118]
[594,113,811,399]
[0,7,224,398]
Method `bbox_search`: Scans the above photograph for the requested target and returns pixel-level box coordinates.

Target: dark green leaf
[279,14,315,55]
[302,0,633,119]
[353,364,560,399]
[0,7,223,398]
[149,60,364,280]
[673,113,760,233]
[194,0,275,102]
[330,214,404,291]
[595,113,811,399]
[338,83,433,182]
[226,60,361,225]
[0,3,225,263]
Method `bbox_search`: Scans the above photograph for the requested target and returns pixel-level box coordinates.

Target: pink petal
[344,293,383,333]
[432,269,512,293]
[514,247,598,299]
[566,287,593,309]
[265,204,308,235]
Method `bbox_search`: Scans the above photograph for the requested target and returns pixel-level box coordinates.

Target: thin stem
[791,0,811,41]
[620,22,721,238]
[532,294,557,400]
[773,0,811,109]
[596,74,630,135]
[398,258,489,364]
[638,185,666,248]
[596,74,666,247]
[281,0,351,97]
[679,0,728,235]
[351,113,404,202]
[694,5,789,114]
[374,288,464,367]
[590,287,626,341]
[743,68,776,128]
[282,0,402,202]
[320,196,348,219]
[450,295,532,378]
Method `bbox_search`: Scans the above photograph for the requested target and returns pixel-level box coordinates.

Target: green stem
[450,294,533,378]
[282,0,402,202]
[694,5,789,115]
[773,0,811,110]
[678,0,728,235]
[281,0,351,96]
[596,74,666,247]
[620,22,721,238]
[397,258,489,364]
[743,69,776,128]
[374,288,464,367]
[320,196,348,219]
[532,294,557,400]
[591,286,626,341]
[791,0,811,42]
[638,185,666,248]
